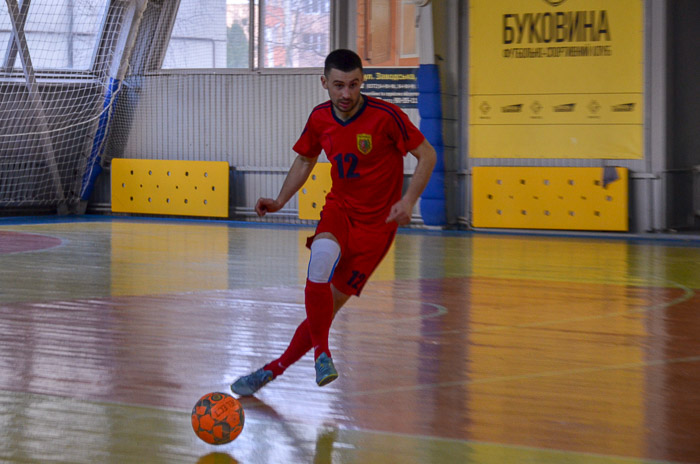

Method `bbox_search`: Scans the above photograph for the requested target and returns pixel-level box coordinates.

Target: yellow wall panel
[469,0,644,159]
[472,167,628,231]
[299,162,332,220]
[111,159,229,218]
[469,121,643,160]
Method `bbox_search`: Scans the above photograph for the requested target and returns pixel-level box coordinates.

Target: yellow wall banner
[469,0,644,159]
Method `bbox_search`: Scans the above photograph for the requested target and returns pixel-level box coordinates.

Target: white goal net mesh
[0,0,125,213]
[1,0,333,214]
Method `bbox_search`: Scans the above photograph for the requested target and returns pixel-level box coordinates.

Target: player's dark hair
[324,49,363,76]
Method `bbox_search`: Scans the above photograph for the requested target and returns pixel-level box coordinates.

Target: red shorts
[306,201,396,296]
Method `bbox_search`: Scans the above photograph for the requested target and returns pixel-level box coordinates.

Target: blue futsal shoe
[231,368,274,396]
[315,353,338,387]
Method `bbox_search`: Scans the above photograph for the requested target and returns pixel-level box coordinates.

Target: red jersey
[293,95,425,228]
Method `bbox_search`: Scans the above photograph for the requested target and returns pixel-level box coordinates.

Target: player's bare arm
[386,138,437,225]
[256,155,318,217]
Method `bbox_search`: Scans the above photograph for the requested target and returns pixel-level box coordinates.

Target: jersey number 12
[334,153,360,179]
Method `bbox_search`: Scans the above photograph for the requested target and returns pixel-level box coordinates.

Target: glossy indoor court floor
[1,216,700,464]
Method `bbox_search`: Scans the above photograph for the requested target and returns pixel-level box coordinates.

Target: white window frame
[159,0,336,74]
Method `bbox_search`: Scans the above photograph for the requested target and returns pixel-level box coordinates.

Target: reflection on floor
[1,216,699,463]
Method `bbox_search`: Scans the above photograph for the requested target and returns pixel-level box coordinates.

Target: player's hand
[386,198,413,225]
[255,197,282,217]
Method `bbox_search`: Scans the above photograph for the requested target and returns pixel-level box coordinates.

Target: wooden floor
[1,216,700,464]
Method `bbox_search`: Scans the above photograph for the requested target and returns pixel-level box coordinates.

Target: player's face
[321,67,364,120]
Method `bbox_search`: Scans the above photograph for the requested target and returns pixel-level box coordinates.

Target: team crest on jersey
[357,134,372,155]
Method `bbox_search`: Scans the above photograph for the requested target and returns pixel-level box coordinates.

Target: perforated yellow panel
[111,159,229,218]
[299,162,332,220]
[472,167,628,231]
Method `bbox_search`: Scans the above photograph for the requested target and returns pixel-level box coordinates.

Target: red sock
[264,319,312,377]
[304,279,334,360]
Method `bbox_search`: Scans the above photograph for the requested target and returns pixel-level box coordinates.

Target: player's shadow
[237,396,340,464]
[236,395,281,416]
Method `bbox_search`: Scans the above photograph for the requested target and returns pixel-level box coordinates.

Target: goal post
[77,0,148,213]
[0,0,144,214]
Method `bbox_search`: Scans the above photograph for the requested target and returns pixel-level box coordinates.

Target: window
[0,0,109,71]
[162,0,229,68]
[163,0,331,70]
[357,0,419,67]
[400,0,418,58]
[303,33,326,54]
[306,0,329,14]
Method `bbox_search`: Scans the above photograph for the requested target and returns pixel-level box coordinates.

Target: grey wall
[99,71,421,221]
[668,0,700,229]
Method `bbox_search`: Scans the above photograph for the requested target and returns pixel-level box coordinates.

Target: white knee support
[307,238,341,283]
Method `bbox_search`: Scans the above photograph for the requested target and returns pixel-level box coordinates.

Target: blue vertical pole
[78,0,148,206]
[418,63,446,226]
[79,76,120,201]
[416,3,446,226]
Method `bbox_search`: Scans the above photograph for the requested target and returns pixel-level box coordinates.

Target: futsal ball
[191,392,245,445]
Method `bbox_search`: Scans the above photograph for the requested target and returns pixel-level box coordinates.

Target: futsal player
[231,49,436,395]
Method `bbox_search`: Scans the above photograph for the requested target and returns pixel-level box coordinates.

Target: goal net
[0,0,129,214]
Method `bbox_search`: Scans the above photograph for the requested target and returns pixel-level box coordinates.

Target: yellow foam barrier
[299,162,332,220]
[472,166,628,231]
[111,159,229,218]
